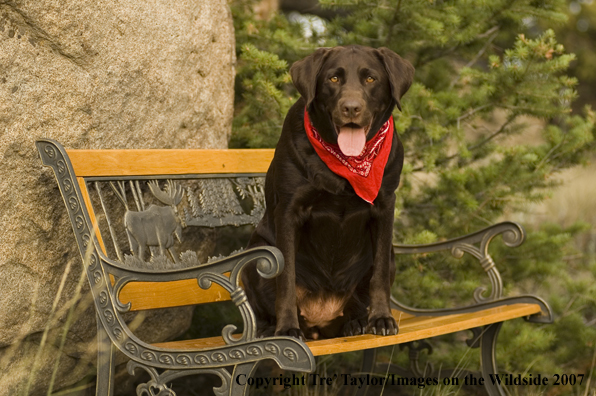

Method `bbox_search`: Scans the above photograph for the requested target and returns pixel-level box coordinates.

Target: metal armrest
[93,242,315,373]
[392,222,552,323]
[100,245,283,343]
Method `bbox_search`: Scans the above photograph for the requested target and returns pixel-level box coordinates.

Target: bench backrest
[38,139,274,312]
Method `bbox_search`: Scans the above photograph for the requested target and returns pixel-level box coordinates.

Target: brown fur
[241,45,414,339]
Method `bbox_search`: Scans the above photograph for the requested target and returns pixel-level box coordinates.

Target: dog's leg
[367,193,398,336]
[340,285,370,336]
[273,203,304,339]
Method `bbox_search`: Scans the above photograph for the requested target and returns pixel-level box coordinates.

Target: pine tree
[230,0,596,393]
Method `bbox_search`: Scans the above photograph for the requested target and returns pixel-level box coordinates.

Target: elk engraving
[124,180,184,263]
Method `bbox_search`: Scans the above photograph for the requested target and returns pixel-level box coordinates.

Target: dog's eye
[329,76,339,83]
[366,76,375,83]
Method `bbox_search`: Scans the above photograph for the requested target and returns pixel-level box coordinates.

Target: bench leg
[480,322,506,396]
[229,362,259,396]
[352,349,377,396]
[96,316,116,396]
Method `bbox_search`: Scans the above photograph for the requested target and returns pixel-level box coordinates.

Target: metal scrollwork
[103,309,115,325]
[390,222,551,320]
[44,145,56,159]
[68,195,79,211]
[113,326,124,342]
[56,160,65,174]
[198,271,257,344]
[450,242,502,302]
[99,291,108,307]
[63,178,72,193]
[246,346,262,357]
[283,348,298,362]
[466,327,483,348]
[126,342,139,355]
[401,340,434,378]
[75,215,84,230]
[175,355,191,366]
[141,351,158,362]
[88,252,98,269]
[194,355,209,365]
[81,233,90,248]
[93,271,102,285]
[265,343,281,356]
[112,276,133,313]
[159,355,175,365]
[376,340,479,385]
[229,349,246,360]
[128,361,232,396]
[195,248,284,345]
[211,352,226,363]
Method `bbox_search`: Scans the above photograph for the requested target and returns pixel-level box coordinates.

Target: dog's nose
[340,99,363,118]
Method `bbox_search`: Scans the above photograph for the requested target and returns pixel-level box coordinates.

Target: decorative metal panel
[84,176,265,269]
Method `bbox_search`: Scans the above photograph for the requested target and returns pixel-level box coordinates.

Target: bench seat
[155,304,542,356]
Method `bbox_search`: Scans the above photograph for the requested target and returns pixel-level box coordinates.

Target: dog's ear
[376,47,414,111]
[290,48,332,108]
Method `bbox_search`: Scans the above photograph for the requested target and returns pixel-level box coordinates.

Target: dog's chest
[296,192,374,277]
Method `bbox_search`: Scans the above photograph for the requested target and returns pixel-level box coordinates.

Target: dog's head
[291,45,414,156]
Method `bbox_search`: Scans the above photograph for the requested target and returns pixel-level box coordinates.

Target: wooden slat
[66,149,275,177]
[119,278,232,311]
[305,304,541,355]
[152,303,542,356]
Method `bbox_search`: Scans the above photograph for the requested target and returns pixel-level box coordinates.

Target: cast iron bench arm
[89,244,315,374]
[392,221,553,323]
[86,220,315,374]
[101,245,283,341]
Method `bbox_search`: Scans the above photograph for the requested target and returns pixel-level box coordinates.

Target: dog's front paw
[275,327,305,340]
[341,318,368,336]
[367,315,398,336]
[257,326,276,338]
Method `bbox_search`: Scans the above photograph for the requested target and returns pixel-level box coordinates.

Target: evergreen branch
[450,27,500,89]
[456,103,494,129]
[501,104,552,113]
[535,140,565,170]
[467,115,517,150]
[386,0,403,44]
[477,25,501,39]
[412,115,516,172]
[415,44,459,68]
[471,213,493,226]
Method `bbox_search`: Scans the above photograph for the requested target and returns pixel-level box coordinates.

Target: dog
[242,45,414,340]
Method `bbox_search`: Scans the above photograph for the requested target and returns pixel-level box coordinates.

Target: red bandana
[304,109,394,204]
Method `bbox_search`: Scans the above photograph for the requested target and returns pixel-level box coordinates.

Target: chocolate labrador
[242,45,414,339]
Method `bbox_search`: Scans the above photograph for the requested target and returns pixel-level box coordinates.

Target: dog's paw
[366,315,398,336]
[275,327,305,341]
[341,318,368,336]
[257,326,276,338]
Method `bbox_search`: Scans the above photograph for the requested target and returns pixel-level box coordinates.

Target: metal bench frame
[37,139,552,396]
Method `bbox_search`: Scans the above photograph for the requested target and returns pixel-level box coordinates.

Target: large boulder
[0,0,235,394]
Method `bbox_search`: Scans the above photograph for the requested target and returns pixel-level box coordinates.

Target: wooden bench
[37,139,552,396]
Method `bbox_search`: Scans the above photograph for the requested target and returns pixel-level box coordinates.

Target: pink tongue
[337,126,366,156]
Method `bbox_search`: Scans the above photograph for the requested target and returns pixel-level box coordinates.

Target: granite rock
[0,0,235,393]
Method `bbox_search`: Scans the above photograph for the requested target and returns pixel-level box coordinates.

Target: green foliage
[232,43,293,148]
[230,0,596,394]
[550,1,596,112]
[230,0,322,147]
